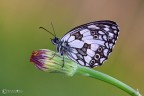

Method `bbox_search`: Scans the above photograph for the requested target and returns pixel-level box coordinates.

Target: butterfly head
[51,37,60,45]
[39,26,60,45]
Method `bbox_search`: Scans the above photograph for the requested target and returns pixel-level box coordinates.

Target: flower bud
[30,49,78,76]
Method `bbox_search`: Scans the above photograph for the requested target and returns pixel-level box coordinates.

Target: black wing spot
[98,46,103,52]
[94,54,100,60]
[93,35,98,39]
[83,43,91,49]
[72,32,83,40]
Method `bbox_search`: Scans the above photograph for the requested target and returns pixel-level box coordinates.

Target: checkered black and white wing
[61,20,119,68]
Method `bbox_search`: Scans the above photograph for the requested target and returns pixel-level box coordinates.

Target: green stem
[76,65,141,96]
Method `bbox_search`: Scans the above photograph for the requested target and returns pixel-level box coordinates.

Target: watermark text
[1,89,23,94]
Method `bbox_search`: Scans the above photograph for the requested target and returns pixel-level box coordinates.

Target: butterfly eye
[98,46,103,52]
[94,54,100,60]
[93,35,98,39]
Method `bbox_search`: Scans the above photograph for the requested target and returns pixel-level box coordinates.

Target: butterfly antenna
[39,27,56,37]
[51,22,56,37]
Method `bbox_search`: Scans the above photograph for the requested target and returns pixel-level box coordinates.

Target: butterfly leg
[49,52,57,60]
[62,56,65,68]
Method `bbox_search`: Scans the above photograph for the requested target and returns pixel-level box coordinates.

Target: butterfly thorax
[51,37,68,56]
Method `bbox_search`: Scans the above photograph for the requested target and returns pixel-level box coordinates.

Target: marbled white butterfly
[40,20,119,68]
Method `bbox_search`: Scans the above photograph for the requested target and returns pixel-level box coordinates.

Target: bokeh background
[0,0,144,96]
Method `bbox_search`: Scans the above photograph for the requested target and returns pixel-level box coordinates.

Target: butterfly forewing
[60,20,119,68]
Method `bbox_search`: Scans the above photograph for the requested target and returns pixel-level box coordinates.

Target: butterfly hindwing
[61,20,119,68]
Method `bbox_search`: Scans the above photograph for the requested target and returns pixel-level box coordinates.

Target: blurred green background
[0,0,144,96]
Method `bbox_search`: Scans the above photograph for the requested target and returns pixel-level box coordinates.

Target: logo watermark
[1,89,23,94]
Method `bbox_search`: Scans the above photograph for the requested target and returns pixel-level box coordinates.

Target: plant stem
[76,65,141,96]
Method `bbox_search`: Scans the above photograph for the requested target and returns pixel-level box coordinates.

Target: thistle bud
[30,49,78,76]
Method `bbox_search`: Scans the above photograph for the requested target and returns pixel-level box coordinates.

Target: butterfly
[40,20,119,68]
